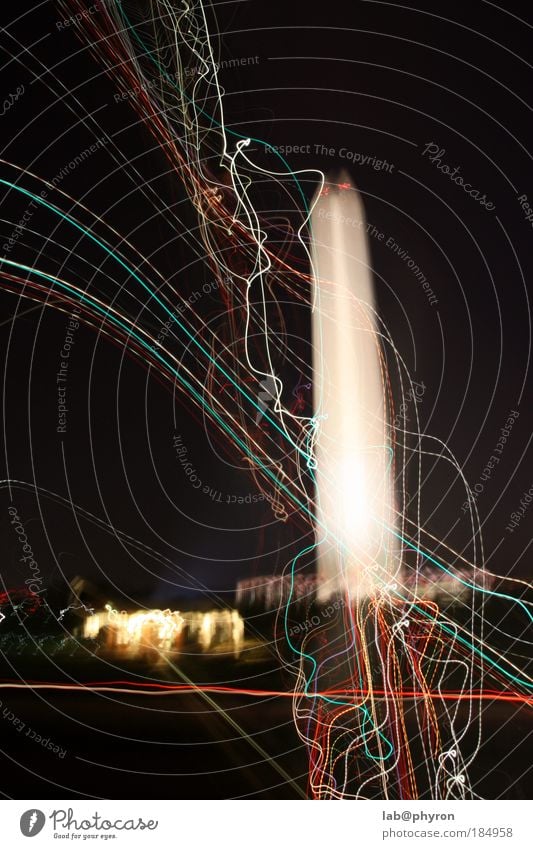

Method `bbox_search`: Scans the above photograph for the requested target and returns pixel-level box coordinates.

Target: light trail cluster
[0,0,531,800]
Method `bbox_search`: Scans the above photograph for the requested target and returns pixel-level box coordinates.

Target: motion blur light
[311,175,398,600]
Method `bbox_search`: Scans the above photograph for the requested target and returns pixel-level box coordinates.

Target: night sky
[1,0,532,606]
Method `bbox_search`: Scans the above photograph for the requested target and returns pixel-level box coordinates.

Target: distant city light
[82,605,245,657]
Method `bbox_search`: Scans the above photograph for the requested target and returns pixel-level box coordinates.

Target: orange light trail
[0,680,531,705]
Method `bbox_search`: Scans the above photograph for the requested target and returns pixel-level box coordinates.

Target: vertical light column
[311,176,396,600]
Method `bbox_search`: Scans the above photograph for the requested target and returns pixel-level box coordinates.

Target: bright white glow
[311,177,397,599]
